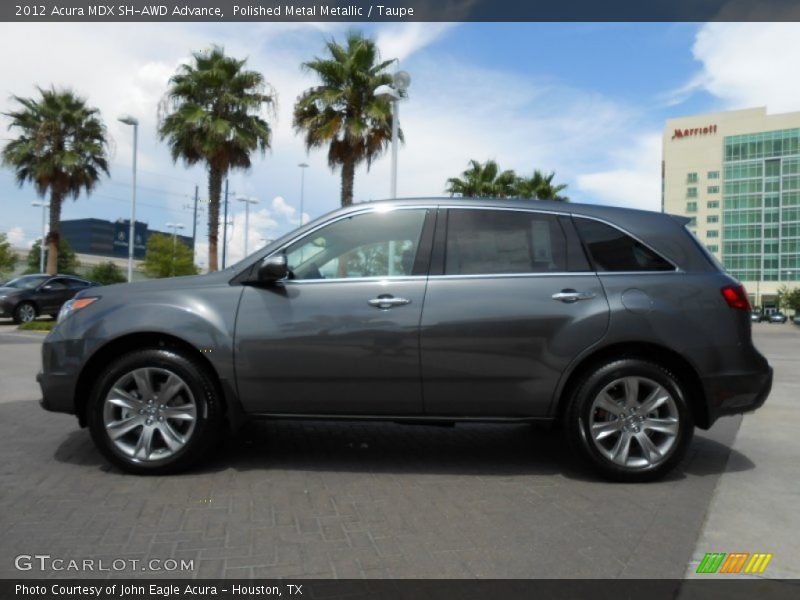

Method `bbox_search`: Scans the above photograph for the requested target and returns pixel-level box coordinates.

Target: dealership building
[663,107,800,311]
[60,218,193,263]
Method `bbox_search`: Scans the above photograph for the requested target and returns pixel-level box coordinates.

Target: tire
[13,301,37,324]
[565,358,694,482]
[87,348,222,475]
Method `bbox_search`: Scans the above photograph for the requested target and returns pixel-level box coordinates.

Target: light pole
[298,163,309,225]
[118,115,139,282]
[31,201,49,273]
[237,196,259,255]
[374,71,411,199]
[166,222,185,250]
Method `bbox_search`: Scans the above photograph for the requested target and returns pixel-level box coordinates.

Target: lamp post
[118,115,139,282]
[31,201,49,273]
[298,163,309,225]
[166,222,185,250]
[237,196,259,255]
[374,71,411,199]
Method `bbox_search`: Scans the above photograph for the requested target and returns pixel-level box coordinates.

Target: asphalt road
[0,319,791,579]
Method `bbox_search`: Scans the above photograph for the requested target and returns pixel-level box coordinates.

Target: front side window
[45,278,70,290]
[283,209,427,280]
[573,218,674,272]
[445,209,568,275]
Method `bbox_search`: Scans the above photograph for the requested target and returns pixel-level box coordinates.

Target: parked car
[751,311,763,322]
[37,199,773,481]
[769,312,788,324]
[0,274,98,324]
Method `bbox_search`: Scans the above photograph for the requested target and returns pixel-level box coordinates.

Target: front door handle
[552,289,596,303]
[368,295,411,309]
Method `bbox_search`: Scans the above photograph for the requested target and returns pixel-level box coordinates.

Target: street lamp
[31,201,50,273]
[374,70,411,199]
[166,222,185,250]
[298,163,309,225]
[118,115,139,282]
[237,196,259,255]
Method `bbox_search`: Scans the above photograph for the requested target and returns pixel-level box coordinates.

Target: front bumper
[702,366,773,427]
[37,334,85,417]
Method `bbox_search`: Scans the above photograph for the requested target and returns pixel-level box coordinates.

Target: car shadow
[52,417,755,482]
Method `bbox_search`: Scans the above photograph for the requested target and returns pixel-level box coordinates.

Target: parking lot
[0,321,797,579]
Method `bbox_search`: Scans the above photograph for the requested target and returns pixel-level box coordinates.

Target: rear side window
[573,218,674,272]
[445,209,567,275]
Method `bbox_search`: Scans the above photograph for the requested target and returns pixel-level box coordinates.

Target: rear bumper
[702,366,773,427]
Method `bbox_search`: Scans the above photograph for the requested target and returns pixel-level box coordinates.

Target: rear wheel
[87,348,222,474]
[566,359,693,482]
[13,302,37,324]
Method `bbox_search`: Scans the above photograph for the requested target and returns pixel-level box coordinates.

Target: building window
[707,185,720,194]
[707,215,719,223]
[687,172,698,183]
[708,171,720,179]
[707,244,719,253]
[686,201,698,212]
[687,217,697,226]
[687,187,698,198]
[707,230,720,238]
[707,200,719,209]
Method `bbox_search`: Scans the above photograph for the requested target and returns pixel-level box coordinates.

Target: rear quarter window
[573,217,674,272]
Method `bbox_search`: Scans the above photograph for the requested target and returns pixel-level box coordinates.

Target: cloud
[271,195,296,219]
[681,23,800,112]
[576,134,663,211]
[5,226,25,246]
[375,23,455,63]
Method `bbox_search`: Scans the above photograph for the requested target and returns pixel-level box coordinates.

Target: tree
[143,233,199,279]
[515,169,569,202]
[446,160,569,201]
[776,285,800,313]
[159,46,275,272]
[26,238,79,275]
[2,87,109,274]
[446,159,518,198]
[0,233,17,278]
[294,31,398,207]
[86,261,126,285]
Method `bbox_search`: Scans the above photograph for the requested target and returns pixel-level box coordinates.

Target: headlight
[57,297,100,324]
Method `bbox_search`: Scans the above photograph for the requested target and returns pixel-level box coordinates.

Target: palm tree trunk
[340,158,355,207]
[207,165,223,272]
[46,192,62,275]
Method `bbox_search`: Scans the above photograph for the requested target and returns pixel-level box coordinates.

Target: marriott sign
[672,124,718,140]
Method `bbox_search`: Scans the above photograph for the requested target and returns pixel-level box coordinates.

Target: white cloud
[375,23,455,64]
[576,134,663,211]
[5,226,25,246]
[686,23,800,112]
[271,195,296,219]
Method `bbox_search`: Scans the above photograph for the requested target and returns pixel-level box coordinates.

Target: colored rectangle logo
[696,552,772,574]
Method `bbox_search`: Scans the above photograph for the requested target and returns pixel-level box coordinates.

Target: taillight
[721,285,751,310]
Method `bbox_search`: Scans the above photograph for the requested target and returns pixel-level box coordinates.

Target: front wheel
[13,302,37,324]
[565,359,694,482]
[87,348,222,474]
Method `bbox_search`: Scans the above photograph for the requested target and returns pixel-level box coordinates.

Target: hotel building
[663,107,800,310]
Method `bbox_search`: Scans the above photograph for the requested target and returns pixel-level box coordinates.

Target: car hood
[77,270,235,298]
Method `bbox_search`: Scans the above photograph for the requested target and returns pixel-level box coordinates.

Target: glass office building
[663,107,800,310]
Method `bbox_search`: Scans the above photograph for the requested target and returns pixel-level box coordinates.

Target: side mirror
[256,254,288,283]
[41,284,54,291]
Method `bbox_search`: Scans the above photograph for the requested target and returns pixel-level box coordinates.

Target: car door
[420,207,610,417]
[234,206,434,416]
[36,277,73,314]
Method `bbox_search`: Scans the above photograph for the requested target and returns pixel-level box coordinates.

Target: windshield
[2,275,49,290]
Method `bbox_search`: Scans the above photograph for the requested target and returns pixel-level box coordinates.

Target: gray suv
[38,199,772,481]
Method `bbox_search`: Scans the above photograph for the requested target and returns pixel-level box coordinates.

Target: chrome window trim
[283,276,427,285]
[427,272,598,281]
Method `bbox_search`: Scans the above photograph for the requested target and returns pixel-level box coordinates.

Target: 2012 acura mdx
[37,198,773,481]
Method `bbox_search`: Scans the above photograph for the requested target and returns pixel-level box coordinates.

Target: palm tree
[294,32,398,207]
[159,46,275,272]
[446,159,517,198]
[515,169,569,202]
[2,88,109,274]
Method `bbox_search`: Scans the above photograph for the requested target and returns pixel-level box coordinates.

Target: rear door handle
[368,295,412,309]
[552,289,596,303]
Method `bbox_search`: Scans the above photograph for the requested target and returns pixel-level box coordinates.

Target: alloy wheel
[588,376,680,469]
[17,304,36,323]
[102,367,197,462]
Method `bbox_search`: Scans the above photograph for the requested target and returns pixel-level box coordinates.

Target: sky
[1,21,799,269]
